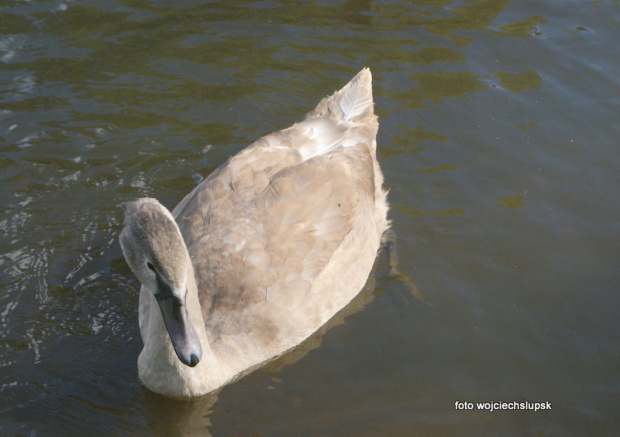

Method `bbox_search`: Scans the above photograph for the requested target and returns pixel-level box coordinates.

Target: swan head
[119,198,202,368]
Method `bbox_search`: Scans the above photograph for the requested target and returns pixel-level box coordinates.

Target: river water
[1,1,619,436]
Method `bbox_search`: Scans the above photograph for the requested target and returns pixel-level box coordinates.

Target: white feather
[335,68,373,121]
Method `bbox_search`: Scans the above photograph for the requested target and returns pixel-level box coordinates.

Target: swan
[119,68,389,398]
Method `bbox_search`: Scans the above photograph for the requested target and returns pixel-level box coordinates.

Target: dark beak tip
[189,353,200,367]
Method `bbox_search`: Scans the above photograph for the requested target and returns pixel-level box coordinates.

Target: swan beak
[156,293,202,367]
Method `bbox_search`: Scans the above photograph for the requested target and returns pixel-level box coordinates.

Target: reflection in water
[394,205,466,217]
[380,125,447,160]
[143,389,218,437]
[495,70,542,93]
[493,14,547,38]
[400,71,489,108]
[514,121,537,132]
[496,195,525,209]
[417,163,459,173]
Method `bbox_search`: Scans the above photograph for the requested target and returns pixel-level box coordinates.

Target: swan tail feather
[305,68,375,122]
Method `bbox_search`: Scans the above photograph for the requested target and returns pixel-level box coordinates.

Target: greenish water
[1,1,619,435]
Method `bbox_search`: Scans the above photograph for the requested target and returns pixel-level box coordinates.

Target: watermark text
[454,401,551,412]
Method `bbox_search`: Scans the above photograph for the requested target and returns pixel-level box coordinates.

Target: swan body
[119,68,388,398]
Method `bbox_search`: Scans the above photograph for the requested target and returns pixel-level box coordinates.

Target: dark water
[1,0,619,435]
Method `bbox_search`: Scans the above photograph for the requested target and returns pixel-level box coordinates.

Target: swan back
[172,67,387,376]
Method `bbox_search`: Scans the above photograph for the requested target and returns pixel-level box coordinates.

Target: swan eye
[146,262,156,272]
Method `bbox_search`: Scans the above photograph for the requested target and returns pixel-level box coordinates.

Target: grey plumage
[120,68,389,398]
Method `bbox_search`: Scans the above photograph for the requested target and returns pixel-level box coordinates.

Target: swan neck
[138,254,216,397]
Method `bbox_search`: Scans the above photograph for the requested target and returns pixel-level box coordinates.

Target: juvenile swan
[120,69,388,398]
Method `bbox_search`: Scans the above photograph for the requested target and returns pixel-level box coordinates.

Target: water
[1,0,619,435]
